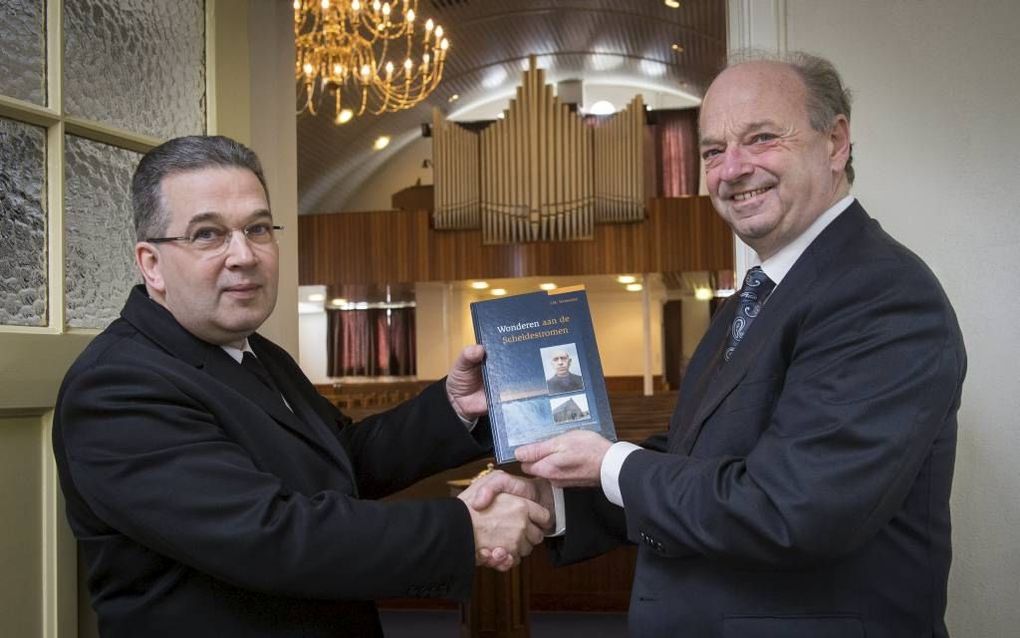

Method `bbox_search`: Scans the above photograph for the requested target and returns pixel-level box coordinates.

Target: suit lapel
[249,343,357,480]
[669,299,734,452]
[673,201,871,454]
[119,286,354,473]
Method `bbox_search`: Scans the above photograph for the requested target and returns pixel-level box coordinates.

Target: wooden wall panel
[298,196,733,286]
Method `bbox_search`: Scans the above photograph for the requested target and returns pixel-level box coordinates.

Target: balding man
[546,347,584,394]
[496,53,966,638]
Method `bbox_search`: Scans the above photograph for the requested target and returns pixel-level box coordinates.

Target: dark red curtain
[656,108,700,197]
[327,308,416,377]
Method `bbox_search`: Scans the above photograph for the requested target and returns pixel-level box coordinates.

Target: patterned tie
[723,266,776,363]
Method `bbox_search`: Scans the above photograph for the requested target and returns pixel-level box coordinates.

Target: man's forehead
[700,62,806,128]
[160,166,269,220]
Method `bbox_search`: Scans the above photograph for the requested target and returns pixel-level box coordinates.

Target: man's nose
[719,146,754,182]
[224,230,257,266]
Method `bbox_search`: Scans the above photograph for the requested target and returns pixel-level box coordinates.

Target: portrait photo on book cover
[540,343,585,395]
[549,393,590,424]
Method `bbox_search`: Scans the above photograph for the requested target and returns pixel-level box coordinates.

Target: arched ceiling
[297,0,727,215]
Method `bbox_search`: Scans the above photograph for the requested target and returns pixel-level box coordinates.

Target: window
[0,0,206,331]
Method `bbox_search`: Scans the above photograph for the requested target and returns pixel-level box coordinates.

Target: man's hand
[464,470,555,530]
[516,429,612,487]
[446,345,487,420]
[458,487,550,572]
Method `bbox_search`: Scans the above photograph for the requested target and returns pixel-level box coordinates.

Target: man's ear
[828,114,851,174]
[135,242,166,294]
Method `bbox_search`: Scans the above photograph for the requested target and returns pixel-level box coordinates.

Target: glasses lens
[245,222,277,244]
[190,227,228,250]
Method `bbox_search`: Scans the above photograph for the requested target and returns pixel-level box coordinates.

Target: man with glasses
[52,135,549,637]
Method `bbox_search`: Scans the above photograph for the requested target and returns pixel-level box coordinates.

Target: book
[471,286,617,464]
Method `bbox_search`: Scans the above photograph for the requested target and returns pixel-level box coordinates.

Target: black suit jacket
[53,286,490,637]
[555,202,966,637]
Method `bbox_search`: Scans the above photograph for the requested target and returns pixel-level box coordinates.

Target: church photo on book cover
[550,393,589,423]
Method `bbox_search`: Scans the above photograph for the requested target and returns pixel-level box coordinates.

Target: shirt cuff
[600,441,642,507]
[546,486,567,537]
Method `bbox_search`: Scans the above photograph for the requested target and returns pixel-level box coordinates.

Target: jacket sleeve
[58,362,478,601]
[332,380,492,499]
[617,257,966,567]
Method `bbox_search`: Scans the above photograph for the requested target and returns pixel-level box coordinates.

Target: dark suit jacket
[547,371,584,394]
[53,286,491,637]
[555,202,966,638]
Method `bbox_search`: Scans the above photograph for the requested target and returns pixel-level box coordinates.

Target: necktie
[241,351,281,394]
[723,266,776,363]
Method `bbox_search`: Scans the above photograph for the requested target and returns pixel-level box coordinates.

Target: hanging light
[294,0,450,122]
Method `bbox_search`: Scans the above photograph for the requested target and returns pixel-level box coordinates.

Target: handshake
[456,429,615,572]
[457,469,554,572]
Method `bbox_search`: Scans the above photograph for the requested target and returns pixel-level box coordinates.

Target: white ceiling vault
[297,0,727,215]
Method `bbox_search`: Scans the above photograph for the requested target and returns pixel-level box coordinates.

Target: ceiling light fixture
[470,281,490,290]
[616,275,637,284]
[626,283,644,292]
[694,287,713,301]
[539,282,557,291]
[588,100,616,116]
[664,0,681,8]
[373,135,391,150]
[331,297,348,305]
[294,0,450,123]
[491,288,507,296]
[448,93,459,102]
[671,43,684,53]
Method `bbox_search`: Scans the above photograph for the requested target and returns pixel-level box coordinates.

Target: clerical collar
[220,339,254,364]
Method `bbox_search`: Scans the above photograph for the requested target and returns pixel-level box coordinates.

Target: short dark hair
[131,135,269,242]
[721,51,855,184]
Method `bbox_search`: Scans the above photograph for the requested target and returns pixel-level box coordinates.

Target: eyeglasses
[147,222,284,255]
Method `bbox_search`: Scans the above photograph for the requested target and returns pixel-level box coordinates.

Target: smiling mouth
[731,186,774,201]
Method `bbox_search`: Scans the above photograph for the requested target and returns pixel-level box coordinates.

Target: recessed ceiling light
[448,93,459,102]
[331,297,347,306]
[373,135,390,150]
[664,0,680,8]
[589,100,616,116]
[308,293,325,302]
[671,43,684,53]
[539,282,557,291]
[626,283,644,292]
[470,281,490,290]
[491,288,507,296]
[617,275,636,284]
[694,288,713,301]
[335,108,353,124]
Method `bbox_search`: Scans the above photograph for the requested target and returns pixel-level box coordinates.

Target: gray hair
[131,135,269,242]
[722,50,855,184]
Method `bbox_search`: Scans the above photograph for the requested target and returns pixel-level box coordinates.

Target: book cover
[471,287,617,464]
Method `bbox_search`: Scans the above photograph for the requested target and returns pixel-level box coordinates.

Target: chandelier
[294,0,450,124]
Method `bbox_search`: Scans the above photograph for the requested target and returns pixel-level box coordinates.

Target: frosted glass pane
[0,117,47,326]
[64,135,141,329]
[0,0,46,105]
[63,0,206,139]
